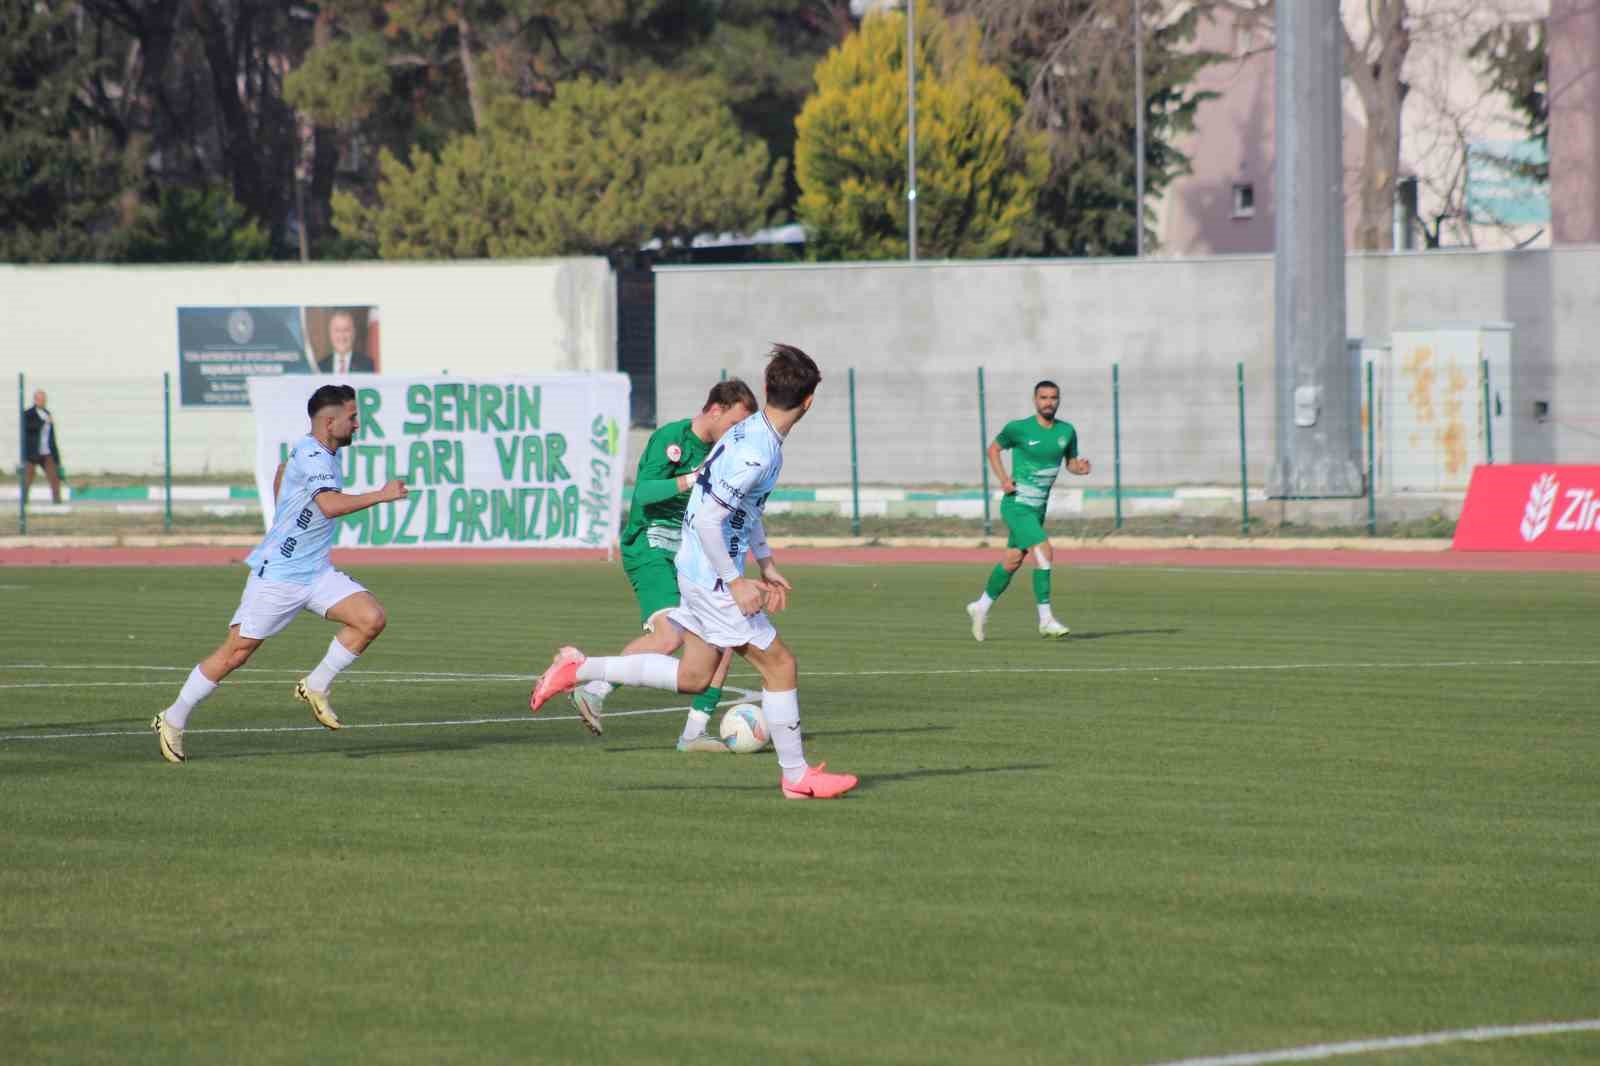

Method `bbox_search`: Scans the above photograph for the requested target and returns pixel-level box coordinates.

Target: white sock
[975,593,993,612]
[163,666,218,730]
[1037,603,1054,623]
[763,689,806,782]
[575,654,680,691]
[679,708,711,744]
[307,637,360,692]
[583,680,615,698]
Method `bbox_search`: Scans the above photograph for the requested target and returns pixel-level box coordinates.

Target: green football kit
[985,416,1078,618]
[620,418,711,627]
[616,417,726,719]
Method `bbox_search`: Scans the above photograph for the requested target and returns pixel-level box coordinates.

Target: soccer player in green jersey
[572,378,758,749]
[966,380,1091,640]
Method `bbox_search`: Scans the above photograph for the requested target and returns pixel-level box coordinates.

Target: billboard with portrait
[177,305,380,407]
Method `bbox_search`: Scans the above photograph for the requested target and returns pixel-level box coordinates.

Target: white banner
[249,374,630,548]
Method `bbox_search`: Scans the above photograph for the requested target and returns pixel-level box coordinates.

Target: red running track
[2,545,1598,571]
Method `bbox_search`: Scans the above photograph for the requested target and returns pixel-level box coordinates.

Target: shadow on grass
[597,724,955,754]
[851,762,1053,792]
[610,761,1053,796]
[1066,628,1182,642]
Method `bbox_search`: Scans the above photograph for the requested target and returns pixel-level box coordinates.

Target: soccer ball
[718,703,769,754]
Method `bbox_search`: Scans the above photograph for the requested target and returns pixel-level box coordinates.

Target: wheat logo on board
[1520,473,1558,543]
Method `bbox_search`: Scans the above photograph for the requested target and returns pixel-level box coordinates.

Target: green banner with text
[249,375,629,548]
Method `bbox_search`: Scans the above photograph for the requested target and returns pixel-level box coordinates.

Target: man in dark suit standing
[319,311,375,375]
[21,389,64,504]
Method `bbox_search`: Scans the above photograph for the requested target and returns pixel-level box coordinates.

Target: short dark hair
[1034,380,1060,395]
[764,344,822,410]
[308,383,356,419]
[702,378,758,414]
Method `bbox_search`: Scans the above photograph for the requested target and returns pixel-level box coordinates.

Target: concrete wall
[0,258,615,475]
[656,247,1600,487]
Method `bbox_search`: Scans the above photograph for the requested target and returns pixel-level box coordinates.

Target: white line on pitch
[0,676,529,690]
[757,657,1600,679]
[0,688,758,744]
[1147,1017,1600,1066]
[0,663,529,679]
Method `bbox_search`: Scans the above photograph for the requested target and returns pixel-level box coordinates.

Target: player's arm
[987,438,1016,495]
[314,480,408,518]
[629,430,698,505]
[271,461,286,503]
[748,515,789,613]
[1064,431,1090,476]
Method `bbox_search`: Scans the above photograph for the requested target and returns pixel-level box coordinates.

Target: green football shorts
[622,544,681,629]
[1001,496,1049,551]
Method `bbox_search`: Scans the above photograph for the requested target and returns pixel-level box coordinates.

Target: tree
[1340,0,1412,252]
[122,185,272,262]
[333,74,783,261]
[794,1,1048,260]
[0,2,131,260]
[951,0,1218,256]
[1469,19,1547,183]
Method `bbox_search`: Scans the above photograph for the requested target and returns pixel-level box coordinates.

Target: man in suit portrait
[319,311,375,375]
[21,389,64,504]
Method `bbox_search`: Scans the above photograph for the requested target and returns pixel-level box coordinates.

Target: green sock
[690,686,722,714]
[1032,568,1052,604]
[984,564,1014,600]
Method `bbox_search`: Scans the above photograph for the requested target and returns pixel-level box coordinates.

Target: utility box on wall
[1376,324,1513,492]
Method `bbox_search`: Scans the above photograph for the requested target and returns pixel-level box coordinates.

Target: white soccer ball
[718,703,770,754]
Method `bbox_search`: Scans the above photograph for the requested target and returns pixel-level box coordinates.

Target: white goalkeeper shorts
[229,568,367,640]
[668,575,778,652]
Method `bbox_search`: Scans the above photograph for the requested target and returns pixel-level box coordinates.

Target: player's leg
[153,572,312,762]
[297,573,384,729]
[21,458,36,505]
[575,552,681,729]
[676,647,736,752]
[738,637,857,800]
[151,625,265,763]
[967,498,1033,641]
[1027,539,1069,637]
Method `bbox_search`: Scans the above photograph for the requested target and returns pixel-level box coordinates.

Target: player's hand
[380,479,408,501]
[758,565,791,612]
[676,467,703,493]
[1067,458,1091,476]
[1000,477,1017,495]
[728,577,767,617]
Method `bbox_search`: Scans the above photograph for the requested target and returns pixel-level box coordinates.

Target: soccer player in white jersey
[149,384,407,763]
[530,345,858,800]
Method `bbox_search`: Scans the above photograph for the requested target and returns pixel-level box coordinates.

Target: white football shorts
[229,568,368,640]
[668,574,778,652]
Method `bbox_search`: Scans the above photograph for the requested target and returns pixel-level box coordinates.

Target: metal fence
[6,360,1503,538]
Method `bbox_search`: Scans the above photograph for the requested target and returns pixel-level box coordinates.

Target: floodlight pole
[906,0,918,261]
[1134,0,1145,258]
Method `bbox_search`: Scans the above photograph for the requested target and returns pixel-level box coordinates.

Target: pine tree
[794,1,1048,260]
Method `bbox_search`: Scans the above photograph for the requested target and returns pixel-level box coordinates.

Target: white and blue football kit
[232,435,365,639]
[670,412,782,650]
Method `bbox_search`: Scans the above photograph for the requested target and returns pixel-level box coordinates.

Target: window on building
[1232,183,1255,219]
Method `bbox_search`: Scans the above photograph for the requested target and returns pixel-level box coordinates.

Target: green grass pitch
[2,560,1598,1065]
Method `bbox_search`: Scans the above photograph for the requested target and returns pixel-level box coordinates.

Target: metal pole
[1237,362,1250,534]
[906,0,918,261]
[1366,360,1377,535]
[16,372,25,536]
[1270,0,1359,498]
[1481,357,1494,464]
[977,367,992,536]
[848,367,861,537]
[1133,0,1145,258]
[1112,363,1124,529]
[163,372,174,532]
